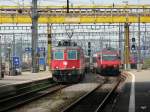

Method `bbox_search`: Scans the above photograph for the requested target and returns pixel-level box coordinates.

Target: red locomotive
[50,40,85,82]
[93,48,121,75]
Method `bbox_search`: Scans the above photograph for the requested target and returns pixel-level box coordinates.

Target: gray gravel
[9,73,118,112]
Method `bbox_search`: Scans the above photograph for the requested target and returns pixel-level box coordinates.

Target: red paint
[51,47,85,70]
[95,48,121,70]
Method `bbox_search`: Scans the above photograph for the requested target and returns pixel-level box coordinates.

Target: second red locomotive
[93,48,121,75]
[50,40,85,82]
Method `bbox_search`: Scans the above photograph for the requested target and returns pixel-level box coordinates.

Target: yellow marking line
[127,72,135,112]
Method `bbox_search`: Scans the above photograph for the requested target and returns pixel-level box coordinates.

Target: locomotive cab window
[54,51,64,60]
[102,54,117,60]
[67,50,77,60]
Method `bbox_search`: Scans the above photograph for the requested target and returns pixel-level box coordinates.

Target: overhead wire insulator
[18,9,22,14]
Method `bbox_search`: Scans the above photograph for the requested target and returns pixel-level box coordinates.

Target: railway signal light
[132,38,135,42]
[131,44,136,50]
[131,38,136,51]
[88,49,91,56]
[88,42,91,49]
[88,42,91,56]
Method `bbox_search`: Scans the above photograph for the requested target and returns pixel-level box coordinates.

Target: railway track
[0,79,70,112]
[0,78,54,100]
[62,77,123,112]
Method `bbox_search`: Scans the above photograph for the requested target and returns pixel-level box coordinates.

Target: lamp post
[119,23,124,68]
[137,14,141,71]
[67,0,69,13]
[7,46,12,76]
[123,1,130,70]
[0,36,2,79]
[31,0,39,73]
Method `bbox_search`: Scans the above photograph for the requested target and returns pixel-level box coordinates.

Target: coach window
[67,50,77,60]
[54,51,64,60]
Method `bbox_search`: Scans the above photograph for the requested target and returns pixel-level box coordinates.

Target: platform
[115,69,150,112]
[129,69,150,82]
[0,70,52,100]
[0,70,52,87]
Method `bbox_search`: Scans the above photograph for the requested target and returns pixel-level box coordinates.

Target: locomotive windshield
[67,50,77,60]
[102,54,117,60]
[54,51,64,60]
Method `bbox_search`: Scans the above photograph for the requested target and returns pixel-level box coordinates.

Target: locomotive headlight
[56,66,59,69]
[68,73,71,76]
[63,61,68,66]
[72,66,75,69]
[103,65,106,68]
[114,65,118,68]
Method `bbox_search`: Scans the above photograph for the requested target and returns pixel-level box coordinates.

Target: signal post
[47,24,52,70]
[31,0,39,73]
[124,23,130,70]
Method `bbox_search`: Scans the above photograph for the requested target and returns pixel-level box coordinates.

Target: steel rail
[62,76,123,112]
[62,81,106,112]
[0,83,57,103]
[0,78,54,100]
[94,79,121,112]
[0,84,69,112]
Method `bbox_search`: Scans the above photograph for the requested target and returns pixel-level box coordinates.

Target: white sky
[0,0,150,6]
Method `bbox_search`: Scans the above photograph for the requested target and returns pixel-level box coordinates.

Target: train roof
[94,48,118,55]
[52,40,83,50]
[52,46,82,50]
[102,47,117,52]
